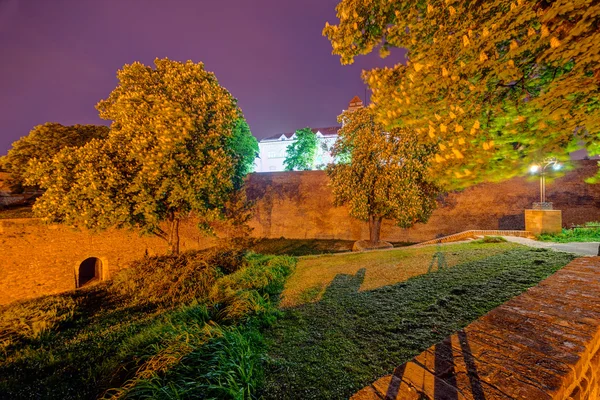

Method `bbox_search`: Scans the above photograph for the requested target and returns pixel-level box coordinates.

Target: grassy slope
[260,243,576,399]
[0,251,295,400]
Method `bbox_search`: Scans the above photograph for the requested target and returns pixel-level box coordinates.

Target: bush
[480,236,507,243]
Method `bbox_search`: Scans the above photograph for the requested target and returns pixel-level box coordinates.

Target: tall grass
[0,247,295,400]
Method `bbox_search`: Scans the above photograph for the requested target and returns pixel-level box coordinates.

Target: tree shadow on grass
[261,248,574,400]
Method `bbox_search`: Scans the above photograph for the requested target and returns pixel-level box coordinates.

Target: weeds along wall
[244,160,600,242]
[0,219,216,305]
[1,160,599,306]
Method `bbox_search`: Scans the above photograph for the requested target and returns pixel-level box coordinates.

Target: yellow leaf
[435,113,442,121]
[429,125,436,137]
[508,60,515,68]
[455,124,464,133]
[541,24,550,38]
[427,4,434,13]
[449,112,456,119]
[440,124,447,133]
[449,6,456,16]
[458,137,465,145]
[528,27,536,37]
[510,40,518,51]
[473,120,480,130]
[462,35,470,47]
[452,149,464,159]
[480,52,488,62]
[550,37,561,48]
[435,154,445,163]
[482,27,490,38]
[442,67,449,77]
[439,143,447,151]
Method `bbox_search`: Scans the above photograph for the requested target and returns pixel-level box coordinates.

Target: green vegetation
[324,0,599,186]
[1,123,109,192]
[474,235,507,244]
[0,249,295,399]
[328,106,439,244]
[25,59,248,254]
[260,243,575,399]
[283,128,318,171]
[538,223,600,243]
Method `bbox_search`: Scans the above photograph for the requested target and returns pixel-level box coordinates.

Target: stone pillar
[525,209,562,236]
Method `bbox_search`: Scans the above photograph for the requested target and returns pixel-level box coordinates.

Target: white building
[254,96,364,173]
[254,127,339,172]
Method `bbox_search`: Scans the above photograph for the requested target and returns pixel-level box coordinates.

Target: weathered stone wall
[245,160,600,242]
[1,161,599,306]
[0,218,215,305]
[352,257,600,400]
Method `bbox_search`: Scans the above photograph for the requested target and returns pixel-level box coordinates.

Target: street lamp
[529,158,561,208]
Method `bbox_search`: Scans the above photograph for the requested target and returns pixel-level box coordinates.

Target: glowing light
[553,163,562,171]
[529,165,540,174]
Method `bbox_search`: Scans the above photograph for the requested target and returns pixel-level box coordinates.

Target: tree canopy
[324,0,600,186]
[1,123,109,192]
[283,127,318,171]
[26,58,244,253]
[328,107,439,243]
[229,118,259,187]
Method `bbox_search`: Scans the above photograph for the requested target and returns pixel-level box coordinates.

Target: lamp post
[529,158,561,208]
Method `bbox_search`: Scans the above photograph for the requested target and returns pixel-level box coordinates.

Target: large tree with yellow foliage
[324,0,600,186]
[26,58,248,254]
[328,107,439,244]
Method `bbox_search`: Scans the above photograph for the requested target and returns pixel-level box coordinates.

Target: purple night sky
[0,0,407,155]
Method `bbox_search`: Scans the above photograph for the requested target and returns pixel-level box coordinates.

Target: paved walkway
[502,236,600,256]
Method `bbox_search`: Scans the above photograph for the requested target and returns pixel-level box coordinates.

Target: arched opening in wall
[78,257,102,287]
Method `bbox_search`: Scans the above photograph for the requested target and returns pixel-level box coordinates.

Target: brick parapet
[352,257,600,400]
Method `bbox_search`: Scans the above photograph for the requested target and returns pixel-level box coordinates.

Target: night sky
[0,0,407,155]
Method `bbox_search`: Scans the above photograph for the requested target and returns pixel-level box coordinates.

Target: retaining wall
[0,218,215,305]
[245,160,600,242]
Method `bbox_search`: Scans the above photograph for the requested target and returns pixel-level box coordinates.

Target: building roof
[260,126,340,142]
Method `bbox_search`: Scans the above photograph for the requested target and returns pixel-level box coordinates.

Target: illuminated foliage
[1,123,109,192]
[284,128,318,171]
[324,0,600,186]
[328,107,439,243]
[230,118,259,187]
[26,58,243,253]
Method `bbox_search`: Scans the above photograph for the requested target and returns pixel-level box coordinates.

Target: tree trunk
[369,215,382,243]
[167,214,181,255]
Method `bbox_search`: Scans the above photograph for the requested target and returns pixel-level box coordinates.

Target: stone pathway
[352,257,600,400]
[502,236,600,257]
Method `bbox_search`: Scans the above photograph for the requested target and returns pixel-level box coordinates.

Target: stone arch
[76,257,107,288]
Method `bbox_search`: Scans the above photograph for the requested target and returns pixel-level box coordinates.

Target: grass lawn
[260,242,576,399]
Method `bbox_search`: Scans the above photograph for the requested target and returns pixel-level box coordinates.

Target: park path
[502,236,600,256]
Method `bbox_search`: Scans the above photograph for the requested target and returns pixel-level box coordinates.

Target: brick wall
[245,160,600,243]
[0,218,215,305]
[1,161,599,306]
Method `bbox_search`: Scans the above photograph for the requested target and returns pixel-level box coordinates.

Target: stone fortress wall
[1,160,599,305]
[245,160,600,243]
